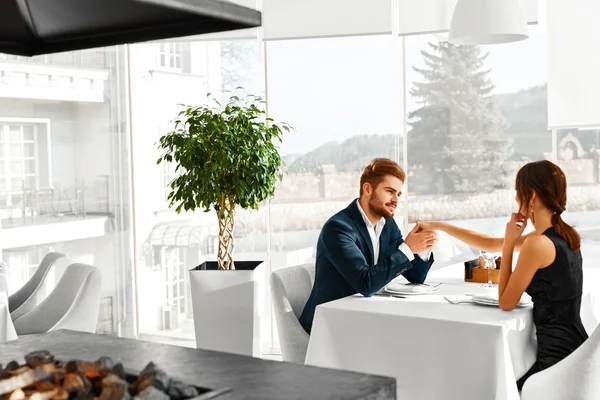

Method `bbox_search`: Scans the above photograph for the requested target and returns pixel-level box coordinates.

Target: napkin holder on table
[464,256,501,284]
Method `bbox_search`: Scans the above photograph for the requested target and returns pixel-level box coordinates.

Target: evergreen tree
[407,42,511,194]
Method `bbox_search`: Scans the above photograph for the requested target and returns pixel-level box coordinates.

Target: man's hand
[404,222,438,254]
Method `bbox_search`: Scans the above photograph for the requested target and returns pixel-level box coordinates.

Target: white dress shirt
[356,200,431,264]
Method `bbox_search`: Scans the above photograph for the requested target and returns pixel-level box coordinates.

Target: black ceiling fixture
[0,0,261,57]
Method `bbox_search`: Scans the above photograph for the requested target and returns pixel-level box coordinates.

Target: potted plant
[157,92,291,356]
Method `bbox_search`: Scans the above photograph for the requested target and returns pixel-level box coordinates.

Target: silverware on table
[374,292,406,299]
[443,296,472,305]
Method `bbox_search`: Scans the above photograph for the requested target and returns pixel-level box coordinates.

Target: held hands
[504,213,527,247]
[404,221,438,254]
[416,221,440,232]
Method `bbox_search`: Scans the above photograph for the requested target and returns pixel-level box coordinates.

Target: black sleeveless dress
[516,227,589,390]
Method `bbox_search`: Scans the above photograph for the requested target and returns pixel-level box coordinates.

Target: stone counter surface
[0,330,396,400]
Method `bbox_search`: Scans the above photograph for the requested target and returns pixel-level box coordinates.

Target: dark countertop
[0,330,396,400]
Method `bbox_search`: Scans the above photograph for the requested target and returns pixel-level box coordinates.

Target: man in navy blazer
[299,158,437,334]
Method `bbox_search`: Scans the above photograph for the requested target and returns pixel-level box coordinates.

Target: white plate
[471,297,500,306]
[384,283,439,295]
[471,295,532,307]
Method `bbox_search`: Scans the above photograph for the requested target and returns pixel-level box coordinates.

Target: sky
[264,32,547,155]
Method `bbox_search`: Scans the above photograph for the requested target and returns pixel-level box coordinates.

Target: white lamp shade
[449,0,529,45]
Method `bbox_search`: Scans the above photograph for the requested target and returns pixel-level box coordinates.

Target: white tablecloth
[305,264,597,400]
[0,274,18,343]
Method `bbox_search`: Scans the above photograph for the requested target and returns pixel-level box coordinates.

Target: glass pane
[269,36,404,225]
[23,126,34,141]
[0,162,4,175]
[556,129,600,256]
[134,38,265,343]
[26,176,36,189]
[405,32,550,238]
[10,144,23,157]
[11,177,23,190]
[24,144,35,157]
[0,143,4,157]
[11,160,23,174]
[0,46,134,338]
[24,159,35,174]
[267,35,403,351]
[9,126,21,141]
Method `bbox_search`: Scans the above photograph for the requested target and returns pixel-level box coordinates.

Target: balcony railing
[0,55,109,103]
[0,176,110,226]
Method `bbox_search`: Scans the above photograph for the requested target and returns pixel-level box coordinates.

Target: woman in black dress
[420,160,588,390]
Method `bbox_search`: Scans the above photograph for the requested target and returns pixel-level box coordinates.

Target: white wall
[73,103,114,185]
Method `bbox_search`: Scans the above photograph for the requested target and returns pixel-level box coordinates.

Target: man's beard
[369,195,395,219]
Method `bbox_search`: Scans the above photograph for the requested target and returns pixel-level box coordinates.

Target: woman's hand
[504,213,527,247]
[416,221,442,232]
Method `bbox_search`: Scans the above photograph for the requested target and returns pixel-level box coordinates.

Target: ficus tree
[157,92,292,270]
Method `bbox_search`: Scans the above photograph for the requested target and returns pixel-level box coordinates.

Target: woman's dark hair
[515,160,580,251]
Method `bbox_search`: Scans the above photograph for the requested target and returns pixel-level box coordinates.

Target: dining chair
[8,252,67,319]
[520,325,600,400]
[271,263,315,363]
[13,263,102,335]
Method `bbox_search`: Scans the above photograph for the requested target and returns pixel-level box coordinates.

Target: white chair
[270,263,315,363]
[9,252,67,320]
[13,263,102,335]
[521,326,600,400]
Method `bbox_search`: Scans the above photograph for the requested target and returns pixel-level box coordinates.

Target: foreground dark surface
[0,330,396,400]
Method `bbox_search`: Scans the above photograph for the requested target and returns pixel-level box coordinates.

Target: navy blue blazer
[299,200,434,334]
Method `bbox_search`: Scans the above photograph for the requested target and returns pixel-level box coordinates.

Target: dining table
[304,262,598,400]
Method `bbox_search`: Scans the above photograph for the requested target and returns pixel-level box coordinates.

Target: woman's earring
[530,206,535,224]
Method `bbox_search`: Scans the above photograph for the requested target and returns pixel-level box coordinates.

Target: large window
[133,39,266,346]
[405,32,551,237]
[158,43,189,72]
[3,247,41,291]
[0,47,134,337]
[265,35,405,350]
[267,35,405,239]
[555,128,600,259]
[0,124,38,196]
[162,247,188,318]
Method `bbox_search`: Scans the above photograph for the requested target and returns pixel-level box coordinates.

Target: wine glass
[480,250,499,288]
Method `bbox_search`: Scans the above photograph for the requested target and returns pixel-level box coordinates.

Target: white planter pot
[189,260,265,357]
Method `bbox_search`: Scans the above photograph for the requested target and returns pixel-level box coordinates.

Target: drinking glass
[480,250,499,288]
